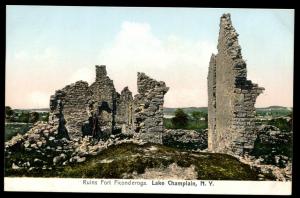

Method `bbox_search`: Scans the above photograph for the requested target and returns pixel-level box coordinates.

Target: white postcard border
[4,177,292,195]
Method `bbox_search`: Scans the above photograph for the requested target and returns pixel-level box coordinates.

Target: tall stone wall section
[133,73,169,144]
[89,65,117,134]
[208,13,264,156]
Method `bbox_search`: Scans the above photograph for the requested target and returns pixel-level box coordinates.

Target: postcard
[4,5,293,195]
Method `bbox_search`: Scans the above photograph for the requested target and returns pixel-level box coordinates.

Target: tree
[19,112,30,123]
[5,106,14,121]
[29,112,40,123]
[171,108,189,129]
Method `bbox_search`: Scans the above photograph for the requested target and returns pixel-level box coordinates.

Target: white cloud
[26,91,50,108]
[6,47,67,109]
[68,67,94,85]
[7,21,217,108]
[94,21,216,107]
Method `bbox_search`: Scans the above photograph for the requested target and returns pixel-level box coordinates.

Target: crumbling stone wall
[49,65,134,139]
[208,13,264,155]
[50,66,169,143]
[133,72,169,144]
[49,81,92,139]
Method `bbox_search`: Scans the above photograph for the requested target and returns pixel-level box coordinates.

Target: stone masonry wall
[50,65,134,139]
[89,65,117,134]
[133,72,169,144]
[208,13,264,156]
[207,54,217,151]
[116,86,134,133]
[49,81,92,139]
[50,66,169,143]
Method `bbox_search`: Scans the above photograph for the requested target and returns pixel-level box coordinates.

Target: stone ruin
[49,65,169,144]
[48,14,266,152]
[207,13,265,156]
[133,72,169,144]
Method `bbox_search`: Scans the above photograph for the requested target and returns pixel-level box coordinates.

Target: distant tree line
[256,109,292,117]
[5,106,49,123]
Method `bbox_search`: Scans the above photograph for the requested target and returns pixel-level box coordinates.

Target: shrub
[267,117,292,132]
[18,112,30,123]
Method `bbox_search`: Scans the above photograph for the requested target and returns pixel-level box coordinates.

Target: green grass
[5,123,33,141]
[164,118,207,132]
[6,143,258,180]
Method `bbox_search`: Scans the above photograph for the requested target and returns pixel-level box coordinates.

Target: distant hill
[257,106,291,110]
[14,108,50,112]
[164,107,208,115]
[164,106,292,116]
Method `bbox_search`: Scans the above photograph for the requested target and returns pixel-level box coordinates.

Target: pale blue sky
[6,6,294,108]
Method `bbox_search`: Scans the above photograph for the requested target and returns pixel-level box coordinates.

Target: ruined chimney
[95,65,107,81]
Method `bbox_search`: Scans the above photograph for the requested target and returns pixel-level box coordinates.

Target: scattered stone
[12,163,22,170]
[37,141,43,148]
[163,129,207,150]
[75,156,86,163]
[24,141,30,148]
[131,163,197,179]
[28,167,36,172]
[53,155,63,165]
[99,159,114,164]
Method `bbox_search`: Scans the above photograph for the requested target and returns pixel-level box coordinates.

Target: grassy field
[164,118,207,132]
[5,122,33,141]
